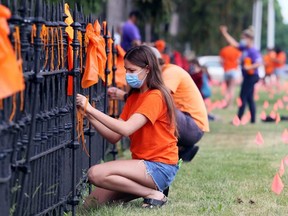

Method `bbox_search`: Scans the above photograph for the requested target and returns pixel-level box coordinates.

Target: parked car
[198,55,267,82]
[197,56,227,82]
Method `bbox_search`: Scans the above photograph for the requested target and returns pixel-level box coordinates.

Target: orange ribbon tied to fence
[64,3,74,96]
[115,44,127,87]
[81,23,100,88]
[99,21,113,86]
[93,20,107,84]
[0,5,25,100]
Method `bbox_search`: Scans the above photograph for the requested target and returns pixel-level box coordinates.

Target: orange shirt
[162,64,209,132]
[219,45,241,72]
[120,89,178,165]
[274,51,286,68]
[263,51,276,75]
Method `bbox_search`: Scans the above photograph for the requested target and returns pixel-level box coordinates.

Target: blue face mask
[125,69,147,88]
[239,39,247,47]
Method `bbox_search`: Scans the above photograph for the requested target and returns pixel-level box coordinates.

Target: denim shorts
[224,69,237,81]
[143,161,179,192]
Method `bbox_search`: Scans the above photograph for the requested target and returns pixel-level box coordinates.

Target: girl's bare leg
[85,159,165,206]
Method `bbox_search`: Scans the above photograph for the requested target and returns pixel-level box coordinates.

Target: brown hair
[124,45,178,136]
[242,26,254,39]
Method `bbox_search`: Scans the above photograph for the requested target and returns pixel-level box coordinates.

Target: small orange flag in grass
[236,97,242,107]
[273,103,278,111]
[271,173,284,195]
[284,156,288,166]
[232,115,241,126]
[270,110,276,119]
[255,132,264,145]
[283,96,288,103]
[277,99,284,109]
[275,113,281,124]
[260,110,266,120]
[282,129,288,144]
[220,99,227,109]
[279,160,285,177]
[263,100,269,109]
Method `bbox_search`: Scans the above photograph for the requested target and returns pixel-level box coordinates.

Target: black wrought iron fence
[0,0,122,215]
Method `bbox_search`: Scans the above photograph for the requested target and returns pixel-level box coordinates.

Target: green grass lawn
[77,82,288,216]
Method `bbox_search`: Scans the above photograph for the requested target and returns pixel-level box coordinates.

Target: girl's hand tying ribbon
[76,94,91,113]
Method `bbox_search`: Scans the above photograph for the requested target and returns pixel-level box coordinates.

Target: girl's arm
[219,25,239,48]
[85,113,123,144]
[76,94,148,139]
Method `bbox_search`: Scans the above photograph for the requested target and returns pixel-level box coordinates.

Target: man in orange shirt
[273,46,287,80]
[108,47,209,162]
[219,45,241,107]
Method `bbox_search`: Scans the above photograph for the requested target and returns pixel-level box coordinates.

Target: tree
[48,0,106,15]
[134,0,178,41]
[174,0,253,55]
[261,0,288,51]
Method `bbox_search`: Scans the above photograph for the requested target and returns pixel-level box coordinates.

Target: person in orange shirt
[219,45,241,107]
[77,45,178,208]
[273,46,287,80]
[263,47,276,84]
[154,39,171,64]
[108,47,209,163]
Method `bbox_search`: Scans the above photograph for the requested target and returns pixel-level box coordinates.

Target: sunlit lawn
[78,81,288,216]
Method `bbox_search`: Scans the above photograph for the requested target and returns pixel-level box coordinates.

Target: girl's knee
[87,166,103,185]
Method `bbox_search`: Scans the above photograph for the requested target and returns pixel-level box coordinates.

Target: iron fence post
[102,21,110,160]
[14,0,44,215]
[110,27,118,160]
[67,4,81,216]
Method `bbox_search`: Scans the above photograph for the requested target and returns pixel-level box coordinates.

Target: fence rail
[0,1,120,215]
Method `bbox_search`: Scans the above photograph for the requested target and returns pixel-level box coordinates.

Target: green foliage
[48,0,106,15]
[134,0,177,40]
[130,0,288,55]
[261,0,288,51]
[175,0,254,55]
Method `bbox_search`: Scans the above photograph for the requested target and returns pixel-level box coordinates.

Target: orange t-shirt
[219,45,241,72]
[263,51,276,75]
[120,89,178,165]
[162,64,209,132]
[274,52,286,68]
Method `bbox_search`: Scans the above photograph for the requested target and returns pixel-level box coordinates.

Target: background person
[121,10,142,52]
[273,46,287,82]
[220,25,262,124]
[263,47,276,85]
[188,59,215,121]
[219,45,241,107]
[78,45,179,208]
